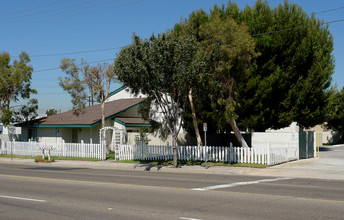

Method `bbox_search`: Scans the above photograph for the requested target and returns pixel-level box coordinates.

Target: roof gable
[17,98,145,127]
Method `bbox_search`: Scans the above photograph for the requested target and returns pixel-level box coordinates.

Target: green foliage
[175,0,335,133]
[114,33,198,139]
[46,109,58,116]
[59,58,88,116]
[13,99,39,123]
[326,88,344,131]
[174,8,257,136]
[0,52,36,126]
[58,58,116,120]
[232,0,334,131]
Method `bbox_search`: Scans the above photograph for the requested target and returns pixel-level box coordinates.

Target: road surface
[0,163,343,219]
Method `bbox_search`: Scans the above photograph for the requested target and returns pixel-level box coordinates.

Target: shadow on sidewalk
[134,164,170,171]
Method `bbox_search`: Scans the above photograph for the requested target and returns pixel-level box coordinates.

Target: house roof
[17,98,145,128]
[115,117,150,127]
[106,85,128,99]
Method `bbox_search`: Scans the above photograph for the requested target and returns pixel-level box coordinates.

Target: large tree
[59,59,116,148]
[13,99,39,123]
[174,10,257,147]
[326,87,344,132]
[174,0,335,137]
[114,33,199,168]
[0,52,36,126]
[223,0,334,131]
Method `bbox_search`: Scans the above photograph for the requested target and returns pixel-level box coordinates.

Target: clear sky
[1,0,343,114]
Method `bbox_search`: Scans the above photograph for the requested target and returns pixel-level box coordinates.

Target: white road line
[179,217,202,220]
[0,195,47,203]
[192,177,291,191]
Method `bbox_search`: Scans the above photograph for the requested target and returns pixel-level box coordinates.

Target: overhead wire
[33,58,114,73]
[314,6,344,14]
[0,0,116,24]
[0,0,143,28]
[0,0,68,17]
[30,47,122,58]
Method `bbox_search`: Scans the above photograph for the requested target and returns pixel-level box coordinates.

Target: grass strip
[113,159,269,168]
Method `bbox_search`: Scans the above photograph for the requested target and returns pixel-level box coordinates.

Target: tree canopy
[114,33,199,167]
[13,99,39,123]
[59,58,116,131]
[326,88,344,132]
[0,51,36,126]
[174,0,335,134]
[46,109,58,116]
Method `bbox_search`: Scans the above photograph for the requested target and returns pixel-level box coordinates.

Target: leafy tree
[46,109,58,116]
[224,0,334,131]
[0,52,36,126]
[114,33,199,168]
[13,99,39,123]
[174,10,257,147]
[59,59,116,146]
[326,87,344,132]
[174,0,335,137]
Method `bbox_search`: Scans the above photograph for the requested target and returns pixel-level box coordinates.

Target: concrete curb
[1,157,344,181]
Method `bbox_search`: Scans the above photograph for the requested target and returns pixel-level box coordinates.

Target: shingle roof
[17,98,145,127]
[115,117,149,125]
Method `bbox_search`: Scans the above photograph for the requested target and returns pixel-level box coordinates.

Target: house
[15,85,191,148]
[15,98,151,150]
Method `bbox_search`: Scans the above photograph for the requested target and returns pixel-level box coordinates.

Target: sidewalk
[1,154,344,181]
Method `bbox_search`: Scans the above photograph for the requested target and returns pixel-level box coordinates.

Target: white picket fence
[0,140,106,160]
[115,143,299,165]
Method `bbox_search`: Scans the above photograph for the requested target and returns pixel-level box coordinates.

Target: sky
[1,0,344,115]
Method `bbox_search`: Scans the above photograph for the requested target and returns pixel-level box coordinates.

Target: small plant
[35,156,55,163]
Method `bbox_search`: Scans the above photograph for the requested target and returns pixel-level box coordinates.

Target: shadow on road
[25,167,88,171]
[134,164,169,171]
[319,146,333,151]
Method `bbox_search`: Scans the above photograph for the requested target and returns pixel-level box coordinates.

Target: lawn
[0,153,269,168]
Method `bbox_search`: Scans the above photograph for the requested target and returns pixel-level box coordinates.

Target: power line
[250,18,344,38]
[30,47,122,58]
[314,6,344,14]
[0,0,143,28]
[33,58,114,73]
[0,0,116,24]
[0,0,68,17]
[30,17,344,74]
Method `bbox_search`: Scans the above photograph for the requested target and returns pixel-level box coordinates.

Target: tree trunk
[101,101,105,129]
[172,134,178,168]
[230,118,249,148]
[188,89,203,146]
[101,100,109,152]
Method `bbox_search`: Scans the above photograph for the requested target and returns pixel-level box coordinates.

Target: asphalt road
[0,163,343,220]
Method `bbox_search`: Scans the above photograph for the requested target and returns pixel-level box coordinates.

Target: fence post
[11,140,15,160]
[81,140,84,158]
[267,143,271,165]
[62,140,66,157]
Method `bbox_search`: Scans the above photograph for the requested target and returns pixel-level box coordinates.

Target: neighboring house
[14,85,189,148]
[15,98,150,150]
[0,123,21,142]
[105,86,145,102]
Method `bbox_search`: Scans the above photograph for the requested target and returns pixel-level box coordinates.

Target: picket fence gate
[0,140,105,160]
[115,143,298,165]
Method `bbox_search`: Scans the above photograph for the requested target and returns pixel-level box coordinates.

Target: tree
[174,0,335,137]
[174,10,257,147]
[0,52,36,126]
[59,59,116,149]
[223,0,334,131]
[114,33,199,168]
[326,87,344,132]
[13,99,39,123]
[46,109,58,116]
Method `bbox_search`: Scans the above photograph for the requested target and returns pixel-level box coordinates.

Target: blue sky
[1,0,343,114]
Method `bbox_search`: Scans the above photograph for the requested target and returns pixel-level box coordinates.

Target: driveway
[240,144,344,180]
